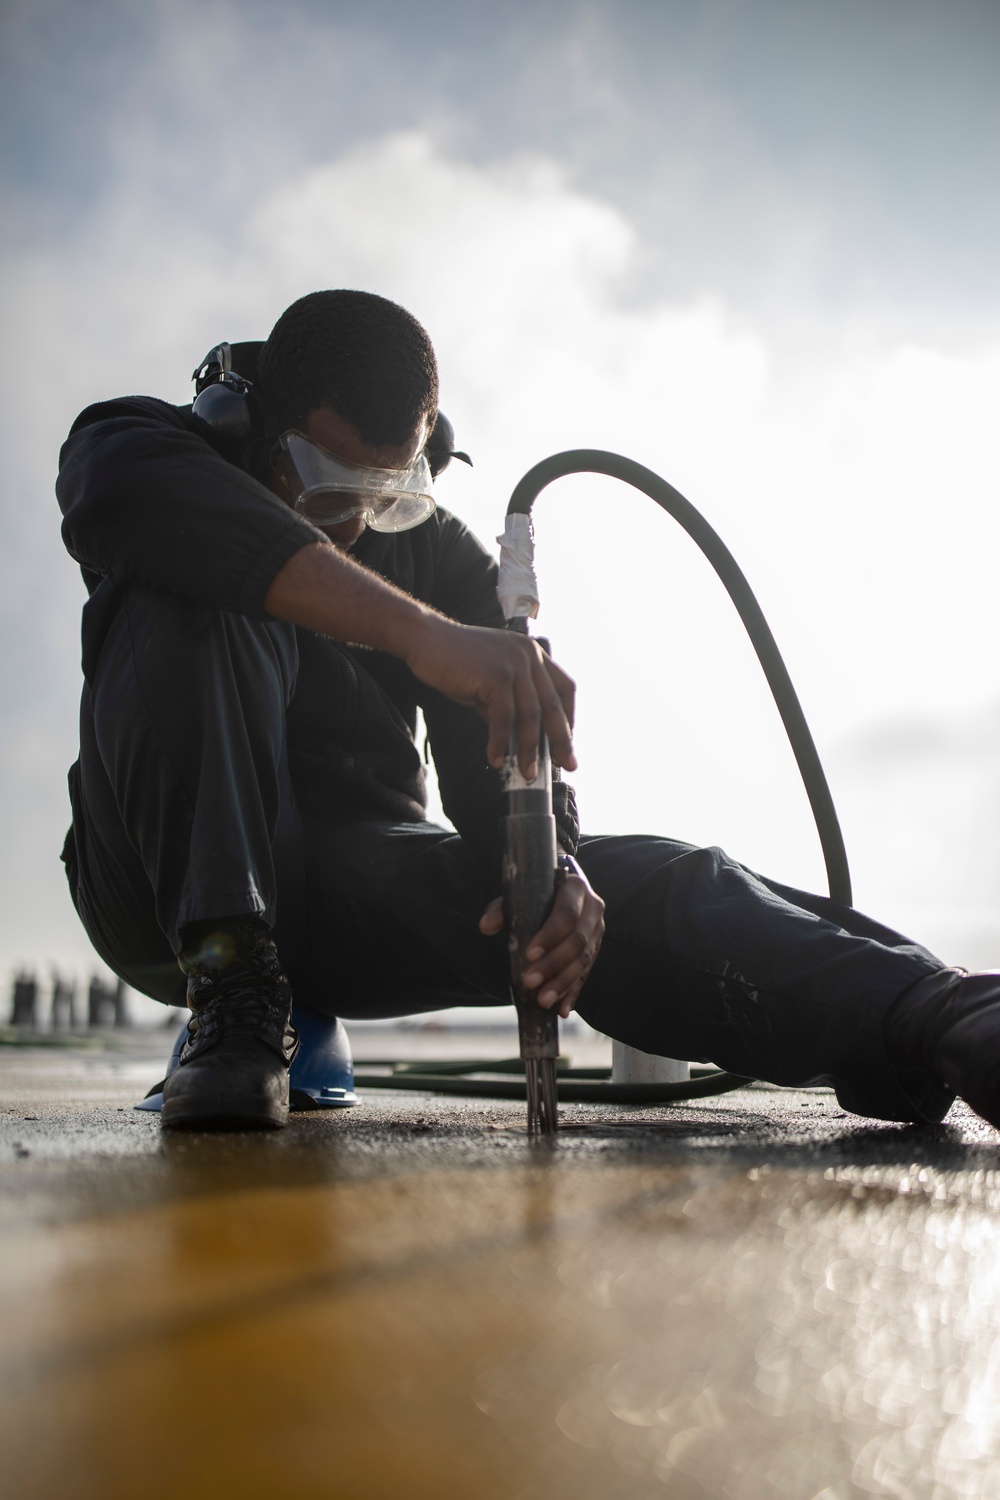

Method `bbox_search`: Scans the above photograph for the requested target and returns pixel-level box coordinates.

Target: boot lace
[179,920,297,1063]
[184,990,295,1058]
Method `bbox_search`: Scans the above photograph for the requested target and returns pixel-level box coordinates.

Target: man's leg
[289,819,511,1019]
[573,835,954,1124]
[280,822,956,1124]
[72,587,304,960]
[351,829,1000,1130]
[66,585,305,1126]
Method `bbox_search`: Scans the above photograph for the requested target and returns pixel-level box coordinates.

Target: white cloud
[2,129,999,1007]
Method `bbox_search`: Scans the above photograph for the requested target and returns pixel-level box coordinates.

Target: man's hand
[479,868,605,1018]
[264,542,576,778]
[406,616,576,778]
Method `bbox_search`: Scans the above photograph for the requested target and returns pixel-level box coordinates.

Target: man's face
[270,404,428,550]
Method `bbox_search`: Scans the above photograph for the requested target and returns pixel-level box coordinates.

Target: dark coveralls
[57,397,953,1124]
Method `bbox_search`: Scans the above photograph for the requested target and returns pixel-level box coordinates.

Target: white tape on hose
[496,512,540,622]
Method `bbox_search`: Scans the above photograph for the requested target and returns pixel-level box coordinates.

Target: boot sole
[162,1112,287,1132]
[161,1098,289,1131]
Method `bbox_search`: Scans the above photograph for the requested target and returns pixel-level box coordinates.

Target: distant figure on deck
[87,975,114,1028]
[10,970,37,1029]
[50,972,77,1031]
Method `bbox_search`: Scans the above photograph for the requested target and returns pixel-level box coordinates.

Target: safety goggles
[271,431,436,533]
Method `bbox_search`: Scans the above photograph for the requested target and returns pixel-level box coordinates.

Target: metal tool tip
[525,1056,558,1136]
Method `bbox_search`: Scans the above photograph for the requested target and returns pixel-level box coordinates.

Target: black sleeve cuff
[237,516,328,617]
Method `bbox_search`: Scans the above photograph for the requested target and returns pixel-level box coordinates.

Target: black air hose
[358,451,850,1110]
[508,450,851,907]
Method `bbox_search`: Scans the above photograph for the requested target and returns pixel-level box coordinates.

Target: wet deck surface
[3,1038,1000,1499]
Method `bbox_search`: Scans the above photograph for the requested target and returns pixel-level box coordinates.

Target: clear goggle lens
[271,431,436,533]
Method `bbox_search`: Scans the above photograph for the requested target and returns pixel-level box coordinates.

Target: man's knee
[120,586,296,690]
[90,586,298,736]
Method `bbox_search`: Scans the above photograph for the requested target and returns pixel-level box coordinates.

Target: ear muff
[191,342,266,445]
[425,410,472,478]
[192,341,472,482]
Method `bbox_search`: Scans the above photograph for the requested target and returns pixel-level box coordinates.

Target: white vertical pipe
[611,1042,690,1084]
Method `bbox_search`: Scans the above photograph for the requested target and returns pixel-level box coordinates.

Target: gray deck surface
[2,1033,999,1499]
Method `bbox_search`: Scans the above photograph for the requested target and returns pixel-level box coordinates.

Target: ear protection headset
[191,340,470,478]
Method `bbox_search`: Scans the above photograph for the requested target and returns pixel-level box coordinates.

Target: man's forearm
[263,539,440,655]
[264,539,578,777]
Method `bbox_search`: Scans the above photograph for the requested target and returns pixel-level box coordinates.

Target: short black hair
[254,290,439,446]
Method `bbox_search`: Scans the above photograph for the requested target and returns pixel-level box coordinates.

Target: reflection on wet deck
[2,1044,999,1498]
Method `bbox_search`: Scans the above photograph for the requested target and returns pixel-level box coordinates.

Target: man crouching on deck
[56,289,1000,1135]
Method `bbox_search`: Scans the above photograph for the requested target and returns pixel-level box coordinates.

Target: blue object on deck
[134,1005,359,1111]
[287,1007,359,1109]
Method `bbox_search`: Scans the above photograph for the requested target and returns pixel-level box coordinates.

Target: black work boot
[161,916,299,1131]
[884,968,1000,1130]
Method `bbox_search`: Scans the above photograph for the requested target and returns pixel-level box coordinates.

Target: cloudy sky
[2,0,998,1019]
